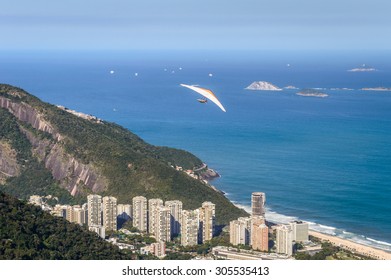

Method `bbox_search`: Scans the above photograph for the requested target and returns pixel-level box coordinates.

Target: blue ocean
[1,50,391,252]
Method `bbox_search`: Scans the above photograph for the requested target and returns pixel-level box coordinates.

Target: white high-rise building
[87,194,102,227]
[251,192,266,217]
[229,217,252,245]
[289,221,309,242]
[148,199,163,236]
[276,225,293,256]
[132,196,147,232]
[73,206,86,225]
[156,206,171,242]
[181,209,200,246]
[103,196,117,231]
[199,201,215,243]
[165,200,183,238]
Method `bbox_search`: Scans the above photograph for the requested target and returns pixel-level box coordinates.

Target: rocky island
[348,64,377,72]
[296,88,328,98]
[361,87,391,91]
[245,81,282,91]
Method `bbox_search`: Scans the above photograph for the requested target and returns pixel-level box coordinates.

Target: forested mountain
[0,84,247,224]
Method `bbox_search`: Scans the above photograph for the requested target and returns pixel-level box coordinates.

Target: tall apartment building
[251,217,269,252]
[230,217,252,246]
[73,206,86,225]
[103,196,118,231]
[132,196,147,232]
[150,241,166,258]
[199,201,215,243]
[181,209,200,246]
[251,192,266,217]
[165,200,183,238]
[276,225,293,256]
[66,205,75,223]
[148,199,163,236]
[155,206,171,242]
[289,221,309,242]
[87,194,102,227]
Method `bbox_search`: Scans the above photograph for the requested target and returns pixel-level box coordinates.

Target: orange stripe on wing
[198,87,217,99]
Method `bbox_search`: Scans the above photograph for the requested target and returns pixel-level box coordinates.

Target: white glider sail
[180,84,226,112]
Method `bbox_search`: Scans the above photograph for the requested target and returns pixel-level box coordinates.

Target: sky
[1,0,390,51]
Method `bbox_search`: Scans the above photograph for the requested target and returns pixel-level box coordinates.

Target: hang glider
[180,84,226,112]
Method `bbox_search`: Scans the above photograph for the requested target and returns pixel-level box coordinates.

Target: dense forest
[0,191,131,259]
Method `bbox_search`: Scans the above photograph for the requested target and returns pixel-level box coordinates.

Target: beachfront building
[289,221,309,242]
[165,200,183,238]
[251,217,269,252]
[199,201,216,243]
[87,194,102,227]
[148,199,164,236]
[103,196,118,231]
[230,217,252,246]
[132,196,148,232]
[181,209,200,246]
[276,225,293,256]
[251,192,266,217]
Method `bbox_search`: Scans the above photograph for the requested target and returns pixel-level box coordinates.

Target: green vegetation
[294,242,373,260]
[0,84,247,225]
[0,191,131,259]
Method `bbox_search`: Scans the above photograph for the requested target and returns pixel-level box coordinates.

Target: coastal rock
[245,81,282,91]
[199,168,220,181]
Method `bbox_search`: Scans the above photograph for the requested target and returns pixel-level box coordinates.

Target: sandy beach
[309,230,391,260]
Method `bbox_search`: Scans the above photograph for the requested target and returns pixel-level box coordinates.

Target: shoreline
[309,230,391,260]
[228,200,391,260]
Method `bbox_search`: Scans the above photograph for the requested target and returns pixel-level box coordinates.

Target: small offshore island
[296,88,329,98]
[348,64,377,72]
[245,81,282,91]
[361,87,391,91]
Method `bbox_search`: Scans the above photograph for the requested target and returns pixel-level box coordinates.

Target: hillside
[0,84,247,224]
[0,191,130,259]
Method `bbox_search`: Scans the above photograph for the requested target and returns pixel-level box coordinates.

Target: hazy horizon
[1,0,390,51]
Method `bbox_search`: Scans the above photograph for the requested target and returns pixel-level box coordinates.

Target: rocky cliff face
[0,96,61,140]
[0,141,20,184]
[0,96,108,195]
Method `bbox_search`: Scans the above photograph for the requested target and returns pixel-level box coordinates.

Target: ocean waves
[232,201,391,253]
